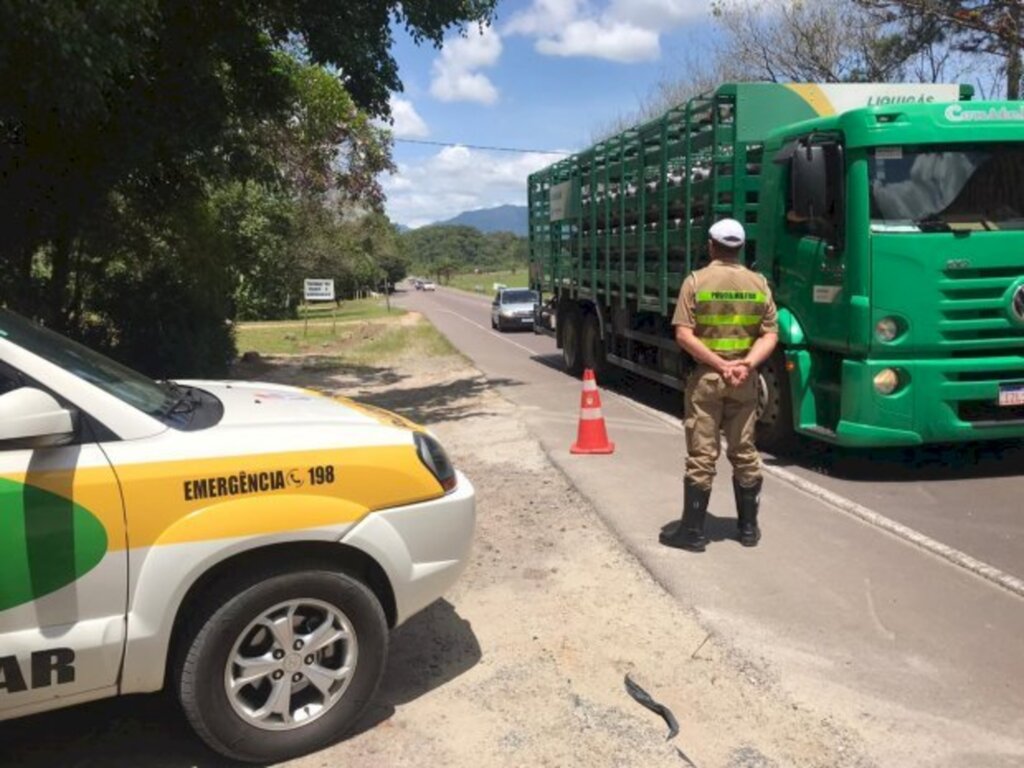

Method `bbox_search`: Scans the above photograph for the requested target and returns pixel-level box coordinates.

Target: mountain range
[433,204,528,236]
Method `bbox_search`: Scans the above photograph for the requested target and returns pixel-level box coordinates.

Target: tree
[0,1,496,373]
[710,0,947,84]
[855,0,1023,97]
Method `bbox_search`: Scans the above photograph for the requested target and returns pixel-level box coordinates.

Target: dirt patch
[0,336,871,767]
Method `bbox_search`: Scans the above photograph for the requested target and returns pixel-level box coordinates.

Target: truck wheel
[581,313,609,379]
[561,309,584,377]
[176,568,387,763]
[756,350,797,454]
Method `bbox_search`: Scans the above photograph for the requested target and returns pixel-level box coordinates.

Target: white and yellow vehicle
[0,308,475,762]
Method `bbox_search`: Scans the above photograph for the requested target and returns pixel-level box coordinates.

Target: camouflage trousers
[684,364,762,492]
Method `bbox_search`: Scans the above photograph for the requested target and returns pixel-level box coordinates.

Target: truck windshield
[0,308,176,417]
[869,144,1024,232]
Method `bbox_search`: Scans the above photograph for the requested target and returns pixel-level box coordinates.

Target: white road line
[425,292,1024,601]
[601,387,1024,601]
[437,309,540,355]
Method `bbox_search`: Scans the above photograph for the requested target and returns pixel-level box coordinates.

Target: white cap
[708,218,745,247]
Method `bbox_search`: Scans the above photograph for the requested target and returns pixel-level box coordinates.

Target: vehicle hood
[177,380,421,431]
[499,302,537,312]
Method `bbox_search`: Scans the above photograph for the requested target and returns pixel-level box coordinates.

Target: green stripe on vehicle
[701,337,755,351]
[696,291,765,303]
[0,477,108,612]
[695,314,763,326]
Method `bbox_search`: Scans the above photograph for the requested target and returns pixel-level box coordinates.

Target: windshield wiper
[912,215,952,232]
[161,382,201,416]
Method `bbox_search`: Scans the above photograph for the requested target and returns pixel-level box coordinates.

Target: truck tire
[581,313,609,380]
[561,308,584,377]
[756,350,797,454]
[175,567,387,763]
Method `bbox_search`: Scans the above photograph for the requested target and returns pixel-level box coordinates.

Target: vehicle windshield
[869,144,1024,232]
[0,308,176,417]
[501,290,538,304]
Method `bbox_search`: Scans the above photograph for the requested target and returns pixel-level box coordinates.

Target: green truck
[528,82,1024,450]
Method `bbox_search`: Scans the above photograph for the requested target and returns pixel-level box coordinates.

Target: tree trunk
[1009,4,1023,100]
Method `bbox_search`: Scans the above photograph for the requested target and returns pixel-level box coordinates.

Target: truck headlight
[873,368,901,395]
[875,317,900,342]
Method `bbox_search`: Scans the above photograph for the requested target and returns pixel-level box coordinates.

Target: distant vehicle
[422,281,436,291]
[491,288,539,332]
[413,279,424,290]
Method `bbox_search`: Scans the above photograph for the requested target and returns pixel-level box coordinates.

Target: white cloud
[606,0,706,30]
[430,27,502,105]
[507,0,706,63]
[536,20,660,63]
[389,97,429,138]
[506,0,585,35]
[384,146,561,228]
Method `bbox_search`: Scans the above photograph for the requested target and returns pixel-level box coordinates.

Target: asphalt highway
[399,284,1024,767]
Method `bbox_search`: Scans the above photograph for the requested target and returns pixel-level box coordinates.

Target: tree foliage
[0,1,493,375]
[402,226,527,281]
[855,0,1023,97]
[598,0,1003,140]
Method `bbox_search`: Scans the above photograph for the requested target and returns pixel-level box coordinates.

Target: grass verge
[252,297,403,323]
[236,313,456,364]
[446,270,530,295]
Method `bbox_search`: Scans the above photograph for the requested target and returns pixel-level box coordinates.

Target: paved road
[400,285,1024,767]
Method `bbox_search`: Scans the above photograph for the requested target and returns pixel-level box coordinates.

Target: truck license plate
[998,383,1024,407]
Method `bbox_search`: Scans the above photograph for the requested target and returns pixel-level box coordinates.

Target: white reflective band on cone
[582,380,598,392]
[579,408,604,420]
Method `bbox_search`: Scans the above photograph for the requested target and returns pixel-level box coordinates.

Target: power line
[394,137,569,155]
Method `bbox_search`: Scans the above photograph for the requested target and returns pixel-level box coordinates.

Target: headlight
[414,432,457,492]
[875,317,900,342]
[500,309,514,317]
[873,368,900,395]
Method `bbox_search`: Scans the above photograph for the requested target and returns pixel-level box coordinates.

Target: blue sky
[381,0,720,228]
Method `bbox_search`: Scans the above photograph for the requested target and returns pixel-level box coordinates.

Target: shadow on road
[0,600,480,768]
[358,375,523,425]
[658,512,744,549]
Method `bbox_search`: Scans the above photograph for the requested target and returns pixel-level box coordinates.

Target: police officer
[660,218,778,552]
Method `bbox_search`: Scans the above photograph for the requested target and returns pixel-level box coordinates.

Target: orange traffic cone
[570,369,615,454]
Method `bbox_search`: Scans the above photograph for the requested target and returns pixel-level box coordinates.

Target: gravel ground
[1,327,872,768]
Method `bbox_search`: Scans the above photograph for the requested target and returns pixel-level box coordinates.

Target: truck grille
[938,267,1024,351]
[958,400,1024,425]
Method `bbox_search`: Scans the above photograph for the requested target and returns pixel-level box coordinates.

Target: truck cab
[758,100,1024,447]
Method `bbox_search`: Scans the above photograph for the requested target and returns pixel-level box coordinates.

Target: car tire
[756,349,797,454]
[175,565,387,764]
[491,316,497,330]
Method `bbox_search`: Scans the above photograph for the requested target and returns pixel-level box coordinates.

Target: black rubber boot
[660,480,711,552]
[734,477,762,547]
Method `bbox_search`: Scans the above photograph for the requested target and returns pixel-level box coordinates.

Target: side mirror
[0,388,77,446]
[791,141,845,244]
[791,144,828,222]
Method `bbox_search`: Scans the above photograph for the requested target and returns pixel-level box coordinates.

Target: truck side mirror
[791,144,828,223]
[0,387,78,447]
[791,142,844,245]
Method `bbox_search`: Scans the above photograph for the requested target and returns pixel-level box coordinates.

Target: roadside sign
[303,279,335,301]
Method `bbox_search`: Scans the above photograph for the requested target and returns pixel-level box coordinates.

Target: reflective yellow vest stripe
[695,314,763,326]
[701,337,755,351]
